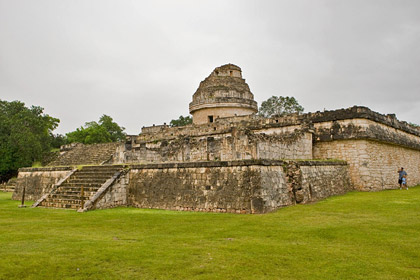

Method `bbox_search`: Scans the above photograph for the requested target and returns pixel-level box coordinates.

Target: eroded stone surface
[189,64,258,124]
[12,64,420,212]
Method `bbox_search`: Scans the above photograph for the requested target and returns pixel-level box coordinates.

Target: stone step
[57,186,101,192]
[71,174,113,179]
[83,164,121,167]
[67,178,109,184]
[50,193,93,200]
[43,196,81,202]
[52,189,97,195]
[75,170,118,176]
[39,202,79,209]
[47,143,119,167]
[81,166,123,170]
[60,182,102,187]
[37,164,123,210]
[78,167,119,172]
[0,186,15,192]
[42,197,81,205]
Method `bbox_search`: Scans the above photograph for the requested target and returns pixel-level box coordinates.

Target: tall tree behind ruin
[0,100,59,182]
[170,115,192,127]
[66,114,126,144]
[258,96,304,118]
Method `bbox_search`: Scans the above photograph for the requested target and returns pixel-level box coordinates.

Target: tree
[51,134,67,149]
[170,115,192,127]
[98,115,126,141]
[409,122,419,128]
[0,100,59,182]
[258,96,304,118]
[66,115,126,144]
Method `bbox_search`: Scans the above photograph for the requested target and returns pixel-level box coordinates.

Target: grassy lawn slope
[1,187,420,280]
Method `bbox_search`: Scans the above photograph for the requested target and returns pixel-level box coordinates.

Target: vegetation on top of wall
[169,115,192,127]
[409,122,419,128]
[0,99,60,182]
[66,115,126,144]
[31,162,43,168]
[258,96,304,118]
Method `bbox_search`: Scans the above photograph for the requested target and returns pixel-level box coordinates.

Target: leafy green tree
[51,134,67,149]
[0,100,59,182]
[98,115,126,141]
[258,96,304,118]
[66,115,125,144]
[170,115,192,127]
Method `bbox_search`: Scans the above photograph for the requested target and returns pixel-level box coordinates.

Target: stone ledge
[314,123,420,150]
[18,160,348,172]
[129,159,347,170]
[304,106,420,137]
[18,166,73,172]
[294,160,348,166]
[138,106,420,145]
[189,98,258,113]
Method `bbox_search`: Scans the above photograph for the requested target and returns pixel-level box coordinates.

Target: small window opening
[208,115,214,123]
[229,71,233,76]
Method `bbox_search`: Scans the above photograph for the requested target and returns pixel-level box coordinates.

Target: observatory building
[189,64,258,124]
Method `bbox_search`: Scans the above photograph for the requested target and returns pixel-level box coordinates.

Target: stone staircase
[48,143,120,166]
[38,165,123,210]
[0,184,15,192]
[1,177,17,192]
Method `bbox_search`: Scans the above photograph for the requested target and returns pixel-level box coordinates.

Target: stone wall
[299,163,352,202]
[48,142,120,166]
[314,139,420,191]
[12,167,73,201]
[138,106,420,143]
[191,107,257,125]
[93,173,128,210]
[116,130,312,164]
[127,160,351,214]
[12,161,351,213]
[256,132,312,160]
[128,162,268,213]
[313,119,420,150]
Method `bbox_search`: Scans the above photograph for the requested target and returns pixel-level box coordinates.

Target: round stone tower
[189,64,258,124]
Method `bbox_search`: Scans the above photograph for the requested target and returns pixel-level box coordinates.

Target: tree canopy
[409,122,419,128]
[170,115,192,127]
[66,115,126,144]
[0,100,59,182]
[258,96,304,118]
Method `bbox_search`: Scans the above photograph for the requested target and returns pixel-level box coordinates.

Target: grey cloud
[0,0,419,135]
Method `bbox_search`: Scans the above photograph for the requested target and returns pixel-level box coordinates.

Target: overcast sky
[1,0,419,135]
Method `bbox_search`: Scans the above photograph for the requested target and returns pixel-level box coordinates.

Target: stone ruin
[13,64,420,213]
[189,64,258,124]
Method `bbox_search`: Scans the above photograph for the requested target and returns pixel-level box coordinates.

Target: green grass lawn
[1,188,420,280]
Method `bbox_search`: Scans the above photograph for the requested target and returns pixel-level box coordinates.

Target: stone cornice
[189,97,258,113]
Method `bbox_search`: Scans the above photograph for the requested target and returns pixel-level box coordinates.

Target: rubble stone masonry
[93,174,128,210]
[127,160,350,214]
[12,167,73,201]
[314,140,420,191]
[117,130,312,164]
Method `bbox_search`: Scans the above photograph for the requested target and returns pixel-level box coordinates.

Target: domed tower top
[189,64,258,124]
